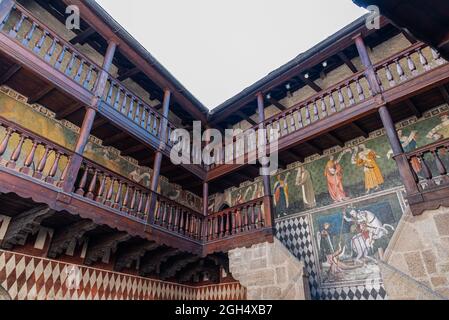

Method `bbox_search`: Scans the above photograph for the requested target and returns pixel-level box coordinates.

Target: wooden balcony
[405,138,449,215]
[0,115,274,254]
[207,43,449,181]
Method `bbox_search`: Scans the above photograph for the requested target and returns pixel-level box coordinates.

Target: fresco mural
[0,87,202,212]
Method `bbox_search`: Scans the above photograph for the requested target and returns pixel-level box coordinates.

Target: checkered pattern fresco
[276,215,388,300]
[0,250,246,300]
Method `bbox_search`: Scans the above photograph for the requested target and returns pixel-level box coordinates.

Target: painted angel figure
[295,166,316,209]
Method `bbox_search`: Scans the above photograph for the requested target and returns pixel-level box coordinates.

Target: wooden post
[61,40,117,192]
[354,34,382,95]
[256,92,274,229]
[203,182,209,217]
[148,89,171,224]
[378,105,422,199]
[0,0,14,25]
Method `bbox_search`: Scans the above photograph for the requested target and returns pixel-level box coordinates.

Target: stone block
[434,213,449,236]
[275,267,287,285]
[422,250,437,274]
[249,258,267,270]
[430,276,448,287]
[404,252,427,278]
[262,286,282,300]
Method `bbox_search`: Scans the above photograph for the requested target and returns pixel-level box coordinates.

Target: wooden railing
[406,138,449,191]
[0,116,72,186]
[203,197,267,241]
[209,43,447,170]
[0,3,101,92]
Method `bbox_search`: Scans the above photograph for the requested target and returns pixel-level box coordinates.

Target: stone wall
[228,239,310,300]
[381,206,449,299]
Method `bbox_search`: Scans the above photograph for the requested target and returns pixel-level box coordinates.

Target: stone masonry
[228,238,311,300]
[381,206,449,300]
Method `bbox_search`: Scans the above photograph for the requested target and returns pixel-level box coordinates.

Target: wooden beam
[91,117,108,130]
[284,149,304,163]
[304,141,323,155]
[405,99,422,118]
[84,232,132,265]
[170,173,192,183]
[69,27,96,45]
[337,52,358,73]
[47,220,97,259]
[159,254,200,280]
[121,144,147,156]
[236,111,256,126]
[402,30,418,44]
[351,122,369,138]
[0,64,21,85]
[298,74,322,92]
[326,132,345,147]
[117,67,140,81]
[268,98,287,111]
[28,85,54,104]
[1,205,53,250]
[103,132,128,146]
[114,241,159,272]
[55,102,83,119]
[140,248,180,275]
[439,86,449,105]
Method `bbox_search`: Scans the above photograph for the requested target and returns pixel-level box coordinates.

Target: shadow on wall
[0,286,11,300]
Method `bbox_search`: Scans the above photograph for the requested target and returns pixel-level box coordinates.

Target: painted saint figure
[295,166,316,209]
[273,173,290,217]
[352,144,384,194]
[324,151,350,203]
[317,222,334,263]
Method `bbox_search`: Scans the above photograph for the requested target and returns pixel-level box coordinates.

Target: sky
[96,0,368,109]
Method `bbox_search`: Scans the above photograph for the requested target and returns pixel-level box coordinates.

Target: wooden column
[378,105,422,198]
[148,89,171,224]
[203,182,209,216]
[62,40,117,192]
[257,92,274,228]
[354,34,381,95]
[0,0,14,25]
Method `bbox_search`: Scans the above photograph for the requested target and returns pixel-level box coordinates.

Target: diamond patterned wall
[0,250,246,300]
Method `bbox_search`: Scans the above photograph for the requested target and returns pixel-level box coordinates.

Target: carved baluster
[65,52,77,76]
[140,105,147,128]
[173,207,180,231]
[33,146,50,179]
[113,88,122,109]
[418,49,430,71]
[130,188,138,215]
[180,210,186,234]
[0,6,13,31]
[143,193,151,220]
[347,83,355,105]
[338,87,345,109]
[153,115,160,135]
[44,38,58,62]
[431,48,444,65]
[84,168,98,199]
[95,173,107,202]
[105,81,114,104]
[257,203,263,227]
[432,149,447,176]
[45,151,62,183]
[376,73,384,92]
[120,93,128,114]
[6,133,25,168]
[112,181,123,209]
[33,30,48,55]
[225,212,231,236]
[384,64,395,87]
[75,165,89,195]
[293,108,303,129]
[136,191,144,217]
[20,140,38,174]
[406,54,417,76]
[251,204,256,229]
[419,154,434,186]
[83,66,94,89]
[22,22,37,46]
[0,127,13,158]
[74,59,85,83]
[355,78,365,101]
[395,59,406,81]
[146,110,153,132]
[282,116,289,136]
[121,184,131,213]
[304,105,311,125]
[104,178,115,206]
[54,45,67,69]
[127,96,135,119]
[329,92,337,113]
[312,101,319,121]
[9,13,26,38]
[57,156,70,188]
[134,102,142,124]
[320,97,327,118]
